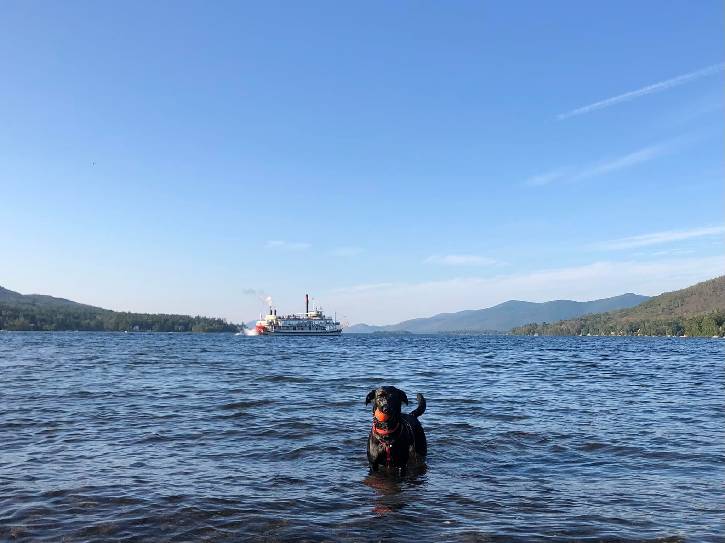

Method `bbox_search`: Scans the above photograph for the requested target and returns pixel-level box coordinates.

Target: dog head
[365,386,408,423]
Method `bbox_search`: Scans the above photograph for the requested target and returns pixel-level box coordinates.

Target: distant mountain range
[344,293,650,334]
[0,286,238,332]
[512,276,725,337]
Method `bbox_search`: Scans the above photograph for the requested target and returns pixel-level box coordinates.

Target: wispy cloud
[558,62,725,120]
[525,140,677,187]
[331,282,396,293]
[425,254,499,267]
[571,143,671,181]
[265,240,311,251]
[333,246,364,257]
[595,226,725,250]
[524,168,572,187]
[635,248,696,258]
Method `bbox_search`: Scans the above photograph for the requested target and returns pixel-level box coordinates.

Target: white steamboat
[255,294,342,336]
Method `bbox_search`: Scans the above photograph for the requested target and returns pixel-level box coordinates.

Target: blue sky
[1,1,723,325]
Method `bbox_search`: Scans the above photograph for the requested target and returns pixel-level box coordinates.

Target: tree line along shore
[512,310,725,337]
[0,304,238,332]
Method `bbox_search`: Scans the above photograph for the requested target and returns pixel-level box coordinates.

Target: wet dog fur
[366,386,426,473]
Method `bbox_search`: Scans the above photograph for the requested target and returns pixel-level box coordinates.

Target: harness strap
[372,421,400,467]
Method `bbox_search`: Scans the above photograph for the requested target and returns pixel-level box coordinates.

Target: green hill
[0,286,238,332]
[512,276,725,337]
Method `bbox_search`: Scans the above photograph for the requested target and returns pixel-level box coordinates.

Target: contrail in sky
[558,62,725,120]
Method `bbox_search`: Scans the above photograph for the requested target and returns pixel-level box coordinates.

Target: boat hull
[262,329,342,336]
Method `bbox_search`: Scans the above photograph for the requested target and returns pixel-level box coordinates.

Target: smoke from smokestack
[241,289,274,311]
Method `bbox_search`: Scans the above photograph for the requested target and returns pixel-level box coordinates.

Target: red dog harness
[373,421,400,467]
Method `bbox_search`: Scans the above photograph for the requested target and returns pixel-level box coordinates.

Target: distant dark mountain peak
[0,285,99,310]
[0,286,24,302]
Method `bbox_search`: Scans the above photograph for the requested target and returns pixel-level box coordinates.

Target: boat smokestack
[305,294,309,314]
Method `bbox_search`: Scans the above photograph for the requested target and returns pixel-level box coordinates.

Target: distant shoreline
[0,329,239,334]
[3,329,722,339]
[3,275,723,337]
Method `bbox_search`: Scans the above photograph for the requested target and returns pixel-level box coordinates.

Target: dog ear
[365,390,376,405]
[396,388,409,405]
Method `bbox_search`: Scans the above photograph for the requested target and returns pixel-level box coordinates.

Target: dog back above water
[365,386,427,474]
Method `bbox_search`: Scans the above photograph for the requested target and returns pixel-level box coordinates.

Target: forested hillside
[512,276,725,337]
[0,286,238,332]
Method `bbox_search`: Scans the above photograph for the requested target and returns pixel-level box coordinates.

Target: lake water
[1,332,723,542]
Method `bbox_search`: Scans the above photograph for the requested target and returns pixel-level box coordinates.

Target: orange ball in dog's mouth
[374,409,389,422]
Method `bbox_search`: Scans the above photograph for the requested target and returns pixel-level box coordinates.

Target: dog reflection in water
[365,386,427,474]
[363,465,427,515]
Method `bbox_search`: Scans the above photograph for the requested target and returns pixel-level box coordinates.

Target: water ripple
[0,332,722,542]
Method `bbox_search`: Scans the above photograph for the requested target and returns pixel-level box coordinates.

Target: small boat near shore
[254,294,342,336]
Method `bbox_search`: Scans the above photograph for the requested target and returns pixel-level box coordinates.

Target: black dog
[365,386,426,473]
